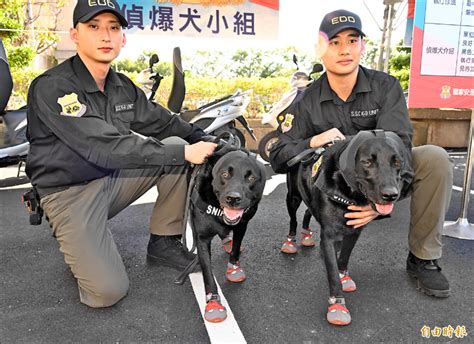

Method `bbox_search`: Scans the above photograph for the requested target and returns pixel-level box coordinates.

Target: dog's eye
[248,175,257,183]
[394,159,402,168]
[361,160,372,167]
[221,171,230,179]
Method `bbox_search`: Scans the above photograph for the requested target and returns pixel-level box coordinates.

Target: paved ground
[0,150,473,343]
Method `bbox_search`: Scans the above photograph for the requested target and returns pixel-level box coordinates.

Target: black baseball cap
[73,0,128,28]
[319,9,365,40]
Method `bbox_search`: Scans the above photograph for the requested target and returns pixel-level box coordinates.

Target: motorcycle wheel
[258,130,279,162]
[229,128,246,148]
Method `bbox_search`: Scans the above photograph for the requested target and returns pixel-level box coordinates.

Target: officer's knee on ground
[80,274,129,308]
[412,145,453,182]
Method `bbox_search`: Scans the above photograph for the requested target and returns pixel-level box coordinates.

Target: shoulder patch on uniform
[57,93,86,117]
[281,113,294,133]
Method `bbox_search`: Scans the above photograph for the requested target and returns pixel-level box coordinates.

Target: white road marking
[263,173,286,196]
[185,223,247,343]
[189,272,247,344]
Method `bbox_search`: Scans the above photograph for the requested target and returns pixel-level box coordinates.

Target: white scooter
[0,38,29,168]
[138,49,255,148]
[257,55,323,162]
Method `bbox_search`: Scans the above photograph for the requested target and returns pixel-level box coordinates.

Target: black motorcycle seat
[2,108,27,131]
[180,109,201,123]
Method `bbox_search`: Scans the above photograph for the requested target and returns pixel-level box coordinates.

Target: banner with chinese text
[408,0,474,108]
[117,0,279,40]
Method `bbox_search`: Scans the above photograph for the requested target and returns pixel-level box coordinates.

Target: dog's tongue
[223,208,244,220]
[375,203,394,215]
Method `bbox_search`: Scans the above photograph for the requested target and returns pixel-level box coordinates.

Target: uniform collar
[320,66,372,104]
[72,54,123,93]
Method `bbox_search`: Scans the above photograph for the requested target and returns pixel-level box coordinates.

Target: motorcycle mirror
[292,54,299,70]
[149,54,159,69]
[311,63,324,75]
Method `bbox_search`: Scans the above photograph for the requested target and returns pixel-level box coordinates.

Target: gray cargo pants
[40,137,189,308]
[409,145,453,260]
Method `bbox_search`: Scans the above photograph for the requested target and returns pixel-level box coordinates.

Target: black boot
[147,235,199,271]
[406,252,450,298]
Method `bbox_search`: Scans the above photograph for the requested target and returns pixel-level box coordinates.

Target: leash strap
[287,147,325,167]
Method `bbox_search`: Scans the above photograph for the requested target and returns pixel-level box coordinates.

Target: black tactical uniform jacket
[26,55,205,194]
[270,66,413,174]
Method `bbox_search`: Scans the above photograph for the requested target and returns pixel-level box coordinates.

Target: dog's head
[210,150,266,226]
[339,131,412,216]
[353,135,407,215]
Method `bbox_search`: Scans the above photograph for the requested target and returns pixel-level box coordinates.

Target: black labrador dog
[296,130,413,326]
[190,145,266,323]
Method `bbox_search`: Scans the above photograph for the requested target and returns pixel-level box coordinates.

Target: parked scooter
[257,55,323,162]
[167,47,255,148]
[0,38,29,168]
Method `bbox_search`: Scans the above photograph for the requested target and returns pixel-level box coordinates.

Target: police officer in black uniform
[26,0,217,308]
[270,10,453,298]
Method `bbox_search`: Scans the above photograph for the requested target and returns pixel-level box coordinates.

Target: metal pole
[443,109,474,240]
[377,5,389,71]
[383,4,394,73]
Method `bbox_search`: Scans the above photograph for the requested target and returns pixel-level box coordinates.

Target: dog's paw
[281,236,297,254]
[339,272,357,292]
[226,262,246,282]
[222,237,244,254]
[300,228,316,247]
[205,295,227,323]
[327,298,351,326]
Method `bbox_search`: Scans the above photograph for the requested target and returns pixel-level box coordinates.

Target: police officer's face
[70,12,126,65]
[318,29,365,77]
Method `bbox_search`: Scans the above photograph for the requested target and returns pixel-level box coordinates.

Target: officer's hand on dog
[185,142,218,164]
[344,205,380,229]
[310,128,345,148]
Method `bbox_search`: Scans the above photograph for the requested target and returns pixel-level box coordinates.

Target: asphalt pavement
[0,150,473,343]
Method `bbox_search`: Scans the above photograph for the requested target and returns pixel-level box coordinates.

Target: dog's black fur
[286,166,312,239]
[190,146,266,300]
[296,131,413,306]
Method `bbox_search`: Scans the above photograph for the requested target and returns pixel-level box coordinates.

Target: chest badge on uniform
[57,93,86,117]
[281,113,294,133]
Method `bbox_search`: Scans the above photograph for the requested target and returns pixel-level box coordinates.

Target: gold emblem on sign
[440,85,451,99]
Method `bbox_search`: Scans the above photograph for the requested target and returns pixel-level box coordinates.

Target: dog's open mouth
[222,207,245,226]
[374,203,394,216]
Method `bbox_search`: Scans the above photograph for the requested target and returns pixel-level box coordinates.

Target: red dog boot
[204,294,227,323]
[281,236,297,254]
[327,297,351,326]
[300,228,316,247]
[226,261,246,282]
[222,234,243,254]
[222,235,233,254]
[339,271,357,292]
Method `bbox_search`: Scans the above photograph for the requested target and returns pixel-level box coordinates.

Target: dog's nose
[381,187,399,202]
[225,192,242,205]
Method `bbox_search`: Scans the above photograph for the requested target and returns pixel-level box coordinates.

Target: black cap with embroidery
[319,9,365,39]
[73,0,128,28]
